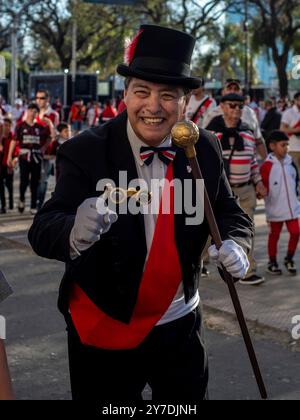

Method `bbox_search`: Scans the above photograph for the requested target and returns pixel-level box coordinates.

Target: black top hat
[117,25,202,89]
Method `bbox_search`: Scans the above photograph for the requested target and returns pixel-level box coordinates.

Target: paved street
[0,191,300,400]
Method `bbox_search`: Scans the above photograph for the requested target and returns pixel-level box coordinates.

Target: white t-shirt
[281,105,300,152]
[185,95,216,128]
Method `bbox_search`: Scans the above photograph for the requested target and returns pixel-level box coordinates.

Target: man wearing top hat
[28,25,253,401]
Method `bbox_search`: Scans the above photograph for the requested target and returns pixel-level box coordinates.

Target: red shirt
[101,105,117,121]
[1,132,19,167]
[15,121,51,153]
[37,107,60,127]
[70,104,86,122]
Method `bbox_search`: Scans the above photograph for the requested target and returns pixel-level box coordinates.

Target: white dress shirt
[127,121,199,326]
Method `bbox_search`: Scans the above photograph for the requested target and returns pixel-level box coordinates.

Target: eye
[161,93,176,101]
[134,90,149,98]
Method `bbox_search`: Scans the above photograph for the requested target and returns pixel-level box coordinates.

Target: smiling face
[124,78,187,146]
[221,101,244,126]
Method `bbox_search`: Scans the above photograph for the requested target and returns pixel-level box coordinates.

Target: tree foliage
[230,0,300,96]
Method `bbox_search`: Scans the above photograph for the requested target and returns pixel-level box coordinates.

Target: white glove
[208,239,250,279]
[70,196,118,255]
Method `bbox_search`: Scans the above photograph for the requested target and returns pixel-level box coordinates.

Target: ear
[269,142,275,151]
[123,89,128,105]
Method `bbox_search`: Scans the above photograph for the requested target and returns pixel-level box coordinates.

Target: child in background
[47,122,71,181]
[261,130,300,275]
[0,271,14,400]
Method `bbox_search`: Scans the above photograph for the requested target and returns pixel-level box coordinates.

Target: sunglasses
[35,96,47,100]
[225,102,244,110]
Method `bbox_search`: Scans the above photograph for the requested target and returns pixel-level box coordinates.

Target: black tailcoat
[28,112,253,323]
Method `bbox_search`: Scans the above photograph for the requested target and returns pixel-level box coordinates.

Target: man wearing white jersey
[185,79,216,128]
[280,92,300,175]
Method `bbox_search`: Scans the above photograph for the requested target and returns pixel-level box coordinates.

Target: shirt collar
[293,104,300,114]
[127,120,172,167]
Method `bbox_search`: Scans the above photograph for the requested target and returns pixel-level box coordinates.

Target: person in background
[261,99,282,141]
[101,99,117,123]
[206,93,267,285]
[0,118,18,213]
[7,103,51,215]
[47,122,71,181]
[68,99,86,134]
[52,97,64,122]
[277,97,289,114]
[10,99,24,131]
[35,90,60,128]
[86,102,101,127]
[35,90,58,211]
[280,92,300,175]
[185,79,216,128]
[203,79,268,159]
[261,130,300,276]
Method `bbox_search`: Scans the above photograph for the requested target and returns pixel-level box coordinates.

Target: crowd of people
[0,93,120,215]
[1,80,300,284]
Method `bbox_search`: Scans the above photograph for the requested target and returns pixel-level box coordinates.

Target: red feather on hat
[124,29,144,65]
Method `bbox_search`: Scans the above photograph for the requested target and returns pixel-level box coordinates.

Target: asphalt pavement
[0,183,299,400]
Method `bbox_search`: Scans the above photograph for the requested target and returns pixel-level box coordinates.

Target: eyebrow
[131,83,179,93]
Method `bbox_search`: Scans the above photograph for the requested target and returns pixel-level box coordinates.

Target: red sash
[69,163,183,349]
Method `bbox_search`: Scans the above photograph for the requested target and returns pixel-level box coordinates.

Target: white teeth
[142,118,163,125]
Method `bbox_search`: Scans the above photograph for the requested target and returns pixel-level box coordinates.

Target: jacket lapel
[107,112,147,246]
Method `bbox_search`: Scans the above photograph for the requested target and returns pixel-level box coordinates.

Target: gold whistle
[104,184,152,205]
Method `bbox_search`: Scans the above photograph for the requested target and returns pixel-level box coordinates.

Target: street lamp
[64,69,69,108]
[11,14,18,104]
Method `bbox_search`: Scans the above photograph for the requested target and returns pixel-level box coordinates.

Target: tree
[193,22,252,85]
[26,0,140,75]
[233,0,300,97]
[0,25,10,51]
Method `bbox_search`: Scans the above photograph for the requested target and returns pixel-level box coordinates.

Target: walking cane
[172,121,268,400]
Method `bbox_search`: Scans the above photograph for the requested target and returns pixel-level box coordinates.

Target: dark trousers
[37,160,53,210]
[19,159,41,209]
[0,166,14,210]
[67,308,208,402]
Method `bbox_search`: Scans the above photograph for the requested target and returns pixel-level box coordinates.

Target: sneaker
[267,262,282,275]
[201,266,210,277]
[239,274,265,285]
[284,259,297,276]
[18,201,25,213]
[30,208,38,216]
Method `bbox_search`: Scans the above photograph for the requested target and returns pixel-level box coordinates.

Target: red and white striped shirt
[216,130,261,185]
[207,117,261,186]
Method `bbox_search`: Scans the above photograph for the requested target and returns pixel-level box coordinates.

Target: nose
[145,93,162,114]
